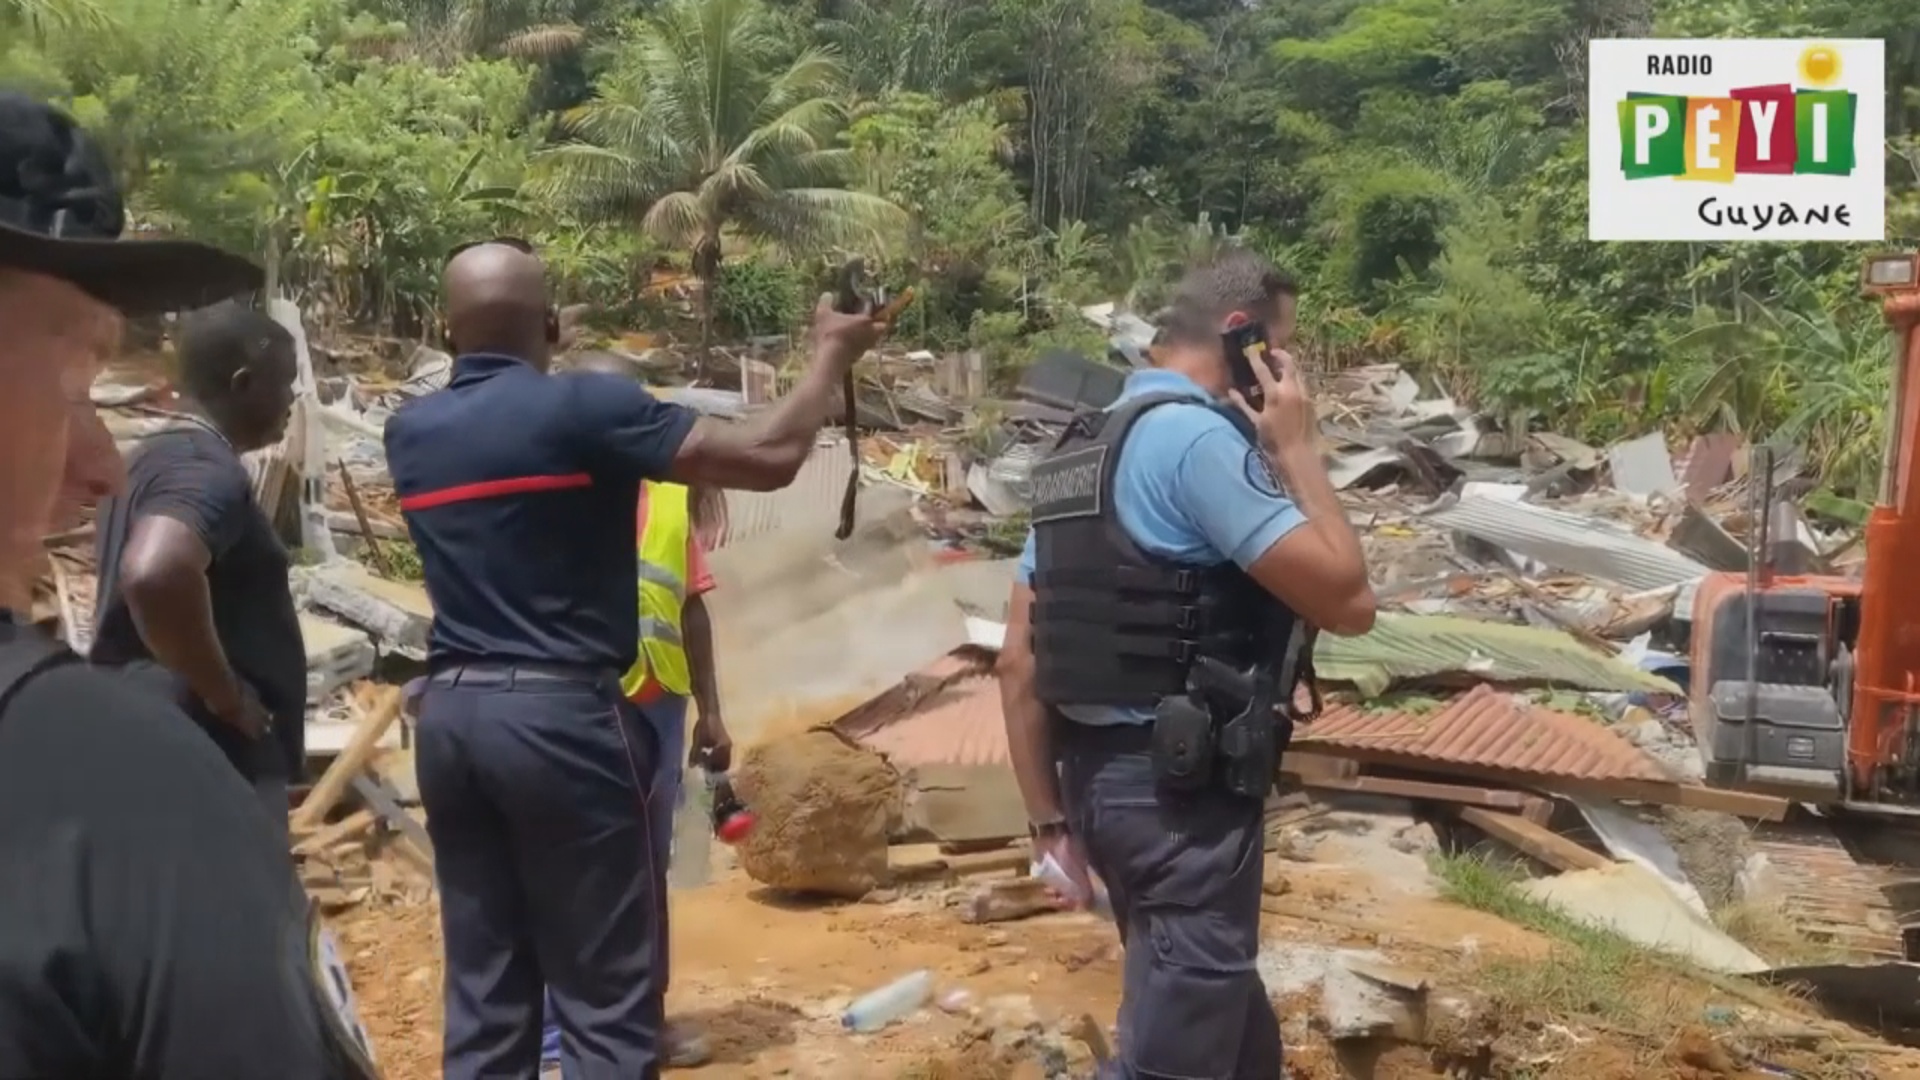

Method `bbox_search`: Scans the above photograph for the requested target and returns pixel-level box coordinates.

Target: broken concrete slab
[307,561,433,659]
[1606,432,1679,498]
[305,714,404,757]
[302,612,376,700]
[900,763,1028,845]
[1257,943,1427,1040]
[1518,862,1768,974]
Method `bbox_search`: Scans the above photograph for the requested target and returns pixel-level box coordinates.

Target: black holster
[1148,616,1319,800]
[1150,694,1216,793]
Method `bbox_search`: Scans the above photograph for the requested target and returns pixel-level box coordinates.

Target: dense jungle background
[3,0,1915,506]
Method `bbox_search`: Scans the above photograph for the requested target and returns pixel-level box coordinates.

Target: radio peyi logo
[1588,39,1885,242]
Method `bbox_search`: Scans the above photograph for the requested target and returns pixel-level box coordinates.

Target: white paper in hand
[1032,852,1113,917]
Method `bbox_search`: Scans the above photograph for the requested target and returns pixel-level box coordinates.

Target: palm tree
[2,0,110,42]
[529,0,902,360]
[358,0,621,64]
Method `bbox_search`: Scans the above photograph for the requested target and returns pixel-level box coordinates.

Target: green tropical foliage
[0,0,1913,509]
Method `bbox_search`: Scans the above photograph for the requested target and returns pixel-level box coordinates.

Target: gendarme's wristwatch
[1029,816,1068,841]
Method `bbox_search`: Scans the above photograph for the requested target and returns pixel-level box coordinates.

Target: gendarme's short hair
[175,300,293,401]
[1162,249,1299,345]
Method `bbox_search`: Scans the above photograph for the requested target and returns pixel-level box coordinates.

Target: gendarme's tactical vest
[1027,392,1266,708]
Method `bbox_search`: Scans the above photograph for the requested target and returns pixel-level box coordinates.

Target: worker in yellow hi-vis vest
[542,359,728,1070]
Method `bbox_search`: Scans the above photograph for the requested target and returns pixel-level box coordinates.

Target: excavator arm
[1848,252,1920,797]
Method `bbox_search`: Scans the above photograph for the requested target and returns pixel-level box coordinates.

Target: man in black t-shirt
[0,92,375,1077]
[92,300,306,836]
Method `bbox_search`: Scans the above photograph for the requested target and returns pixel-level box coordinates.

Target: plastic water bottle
[841,969,934,1033]
[667,769,714,891]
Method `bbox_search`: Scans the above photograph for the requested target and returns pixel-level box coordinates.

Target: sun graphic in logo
[1798,43,1842,87]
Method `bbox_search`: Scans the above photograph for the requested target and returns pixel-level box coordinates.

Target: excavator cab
[1688,252,1920,811]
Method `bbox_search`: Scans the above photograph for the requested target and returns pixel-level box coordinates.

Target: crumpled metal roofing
[714,439,854,549]
[1425,496,1708,592]
[1314,614,1682,698]
[835,651,1007,767]
[1297,684,1670,783]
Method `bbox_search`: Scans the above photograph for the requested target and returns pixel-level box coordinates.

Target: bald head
[444,242,554,368]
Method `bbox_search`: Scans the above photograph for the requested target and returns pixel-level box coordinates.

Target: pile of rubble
[36,302,1916,1055]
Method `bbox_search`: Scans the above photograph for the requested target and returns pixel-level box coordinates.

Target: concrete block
[308,560,433,659]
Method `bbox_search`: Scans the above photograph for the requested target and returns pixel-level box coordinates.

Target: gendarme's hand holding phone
[1221,312,1269,409]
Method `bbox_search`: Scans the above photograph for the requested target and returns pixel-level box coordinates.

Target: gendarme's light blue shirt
[1017,369,1305,725]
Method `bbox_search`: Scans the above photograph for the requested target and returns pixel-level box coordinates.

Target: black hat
[0,92,263,316]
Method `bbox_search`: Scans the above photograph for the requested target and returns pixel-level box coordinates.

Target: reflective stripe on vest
[622,480,693,699]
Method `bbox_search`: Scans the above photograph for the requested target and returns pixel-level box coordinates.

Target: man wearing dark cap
[90,299,305,841]
[0,92,377,1078]
[388,239,887,1080]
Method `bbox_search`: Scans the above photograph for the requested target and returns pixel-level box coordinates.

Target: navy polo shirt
[384,353,697,670]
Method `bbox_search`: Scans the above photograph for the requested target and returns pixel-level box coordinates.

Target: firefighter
[538,353,729,1069]
[385,239,884,1080]
[996,249,1376,1078]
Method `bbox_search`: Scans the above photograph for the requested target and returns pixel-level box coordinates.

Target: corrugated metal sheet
[836,650,1007,767]
[843,674,1006,767]
[1314,614,1682,698]
[987,441,1043,485]
[1298,684,1669,782]
[715,440,855,548]
[1426,496,1708,591]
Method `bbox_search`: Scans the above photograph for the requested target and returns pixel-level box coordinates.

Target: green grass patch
[1429,852,1692,1033]
[370,539,425,582]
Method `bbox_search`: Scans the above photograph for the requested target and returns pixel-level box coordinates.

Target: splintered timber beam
[293,685,404,831]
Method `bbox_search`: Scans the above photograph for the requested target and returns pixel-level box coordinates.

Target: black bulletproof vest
[1027,392,1267,707]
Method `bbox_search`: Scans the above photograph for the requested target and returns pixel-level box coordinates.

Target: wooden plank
[293,686,403,830]
[1298,749,1791,821]
[1456,806,1612,873]
[1282,751,1358,782]
[291,808,378,857]
[1306,774,1532,810]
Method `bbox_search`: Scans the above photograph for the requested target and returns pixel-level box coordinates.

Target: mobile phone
[834,258,869,314]
[1221,314,1269,408]
[834,258,915,321]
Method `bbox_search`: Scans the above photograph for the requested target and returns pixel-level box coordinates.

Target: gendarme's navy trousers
[1055,719,1282,1080]
[416,663,663,1080]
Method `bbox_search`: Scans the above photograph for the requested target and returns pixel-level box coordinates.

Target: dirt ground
[334,817,1920,1080]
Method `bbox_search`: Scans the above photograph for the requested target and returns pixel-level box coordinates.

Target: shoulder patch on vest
[1244,448,1284,498]
[1028,444,1107,524]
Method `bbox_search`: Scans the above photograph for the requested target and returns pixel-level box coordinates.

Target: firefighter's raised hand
[807,292,888,372]
[1228,346,1315,457]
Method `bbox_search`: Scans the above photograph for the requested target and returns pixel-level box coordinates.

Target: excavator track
[1750,816,1914,959]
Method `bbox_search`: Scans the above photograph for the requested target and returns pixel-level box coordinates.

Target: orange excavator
[1689,252,1920,812]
